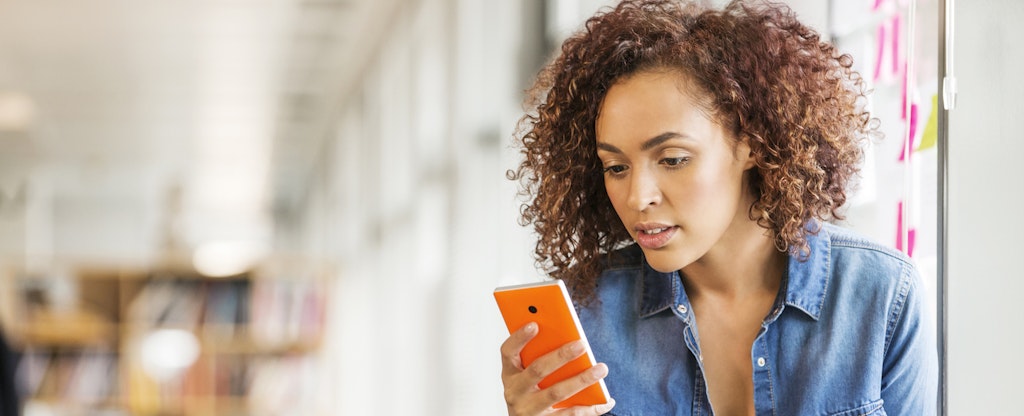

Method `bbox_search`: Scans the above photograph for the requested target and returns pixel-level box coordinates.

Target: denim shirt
[576,223,937,415]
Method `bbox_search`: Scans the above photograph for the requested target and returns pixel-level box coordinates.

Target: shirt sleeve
[880,261,939,415]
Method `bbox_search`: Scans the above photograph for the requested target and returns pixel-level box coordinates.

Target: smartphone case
[494,280,610,408]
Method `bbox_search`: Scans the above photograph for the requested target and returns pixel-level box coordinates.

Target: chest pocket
[826,399,886,416]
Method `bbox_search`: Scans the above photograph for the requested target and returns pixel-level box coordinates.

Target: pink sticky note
[900,62,908,119]
[891,15,902,76]
[873,24,886,83]
[895,200,903,248]
[897,228,918,257]
[899,102,918,162]
[895,201,917,257]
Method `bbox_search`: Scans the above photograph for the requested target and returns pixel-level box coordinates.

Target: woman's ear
[735,135,757,170]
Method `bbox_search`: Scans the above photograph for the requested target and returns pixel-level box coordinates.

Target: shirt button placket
[752,337,775,415]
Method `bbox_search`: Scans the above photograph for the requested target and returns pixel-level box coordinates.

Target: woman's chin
[641,249,692,274]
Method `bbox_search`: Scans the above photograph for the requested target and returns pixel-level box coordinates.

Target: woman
[501,0,937,415]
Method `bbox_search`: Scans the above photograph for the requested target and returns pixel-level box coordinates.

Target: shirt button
[757,357,766,367]
[677,305,687,313]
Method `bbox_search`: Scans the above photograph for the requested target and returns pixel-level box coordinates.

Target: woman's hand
[500,322,616,415]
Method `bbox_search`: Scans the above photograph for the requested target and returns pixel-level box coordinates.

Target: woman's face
[595,70,756,273]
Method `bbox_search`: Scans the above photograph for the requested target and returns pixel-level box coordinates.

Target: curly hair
[510,0,875,302]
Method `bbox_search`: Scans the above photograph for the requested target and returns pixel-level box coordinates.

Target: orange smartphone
[494,280,610,409]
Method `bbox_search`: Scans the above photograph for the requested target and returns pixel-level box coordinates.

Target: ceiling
[0,0,399,265]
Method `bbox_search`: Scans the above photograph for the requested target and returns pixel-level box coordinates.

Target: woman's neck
[680,216,787,301]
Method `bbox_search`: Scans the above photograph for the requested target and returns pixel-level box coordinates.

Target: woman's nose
[627,168,662,211]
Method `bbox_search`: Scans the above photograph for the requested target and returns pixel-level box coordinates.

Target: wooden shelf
[3,262,331,416]
[15,308,116,347]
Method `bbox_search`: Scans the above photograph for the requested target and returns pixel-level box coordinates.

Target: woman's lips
[635,226,678,249]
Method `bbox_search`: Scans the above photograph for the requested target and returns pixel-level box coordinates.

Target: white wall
[291,0,542,414]
[947,0,1024,413]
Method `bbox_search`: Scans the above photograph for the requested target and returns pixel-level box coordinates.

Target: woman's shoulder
[821,223,911,261]
[819,223,915,271]
[814,222,921,294]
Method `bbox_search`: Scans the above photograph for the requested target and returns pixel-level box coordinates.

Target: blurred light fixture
[0,91,37,131]
[140,329,200,381]
[192,240,266,277]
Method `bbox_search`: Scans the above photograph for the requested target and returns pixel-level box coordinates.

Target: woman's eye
[603,165,628,174]
[662,157,689,167]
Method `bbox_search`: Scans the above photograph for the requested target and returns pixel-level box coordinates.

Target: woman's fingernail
[525,322,538,334]
[568,340,584,354]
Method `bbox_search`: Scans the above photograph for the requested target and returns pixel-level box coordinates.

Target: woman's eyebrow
[640,132,686,151]
[593,131,688,152]
[597,132,689,154]
[596,142,622,153]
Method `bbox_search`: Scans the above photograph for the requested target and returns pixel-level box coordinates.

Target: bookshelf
[0,257,330,416]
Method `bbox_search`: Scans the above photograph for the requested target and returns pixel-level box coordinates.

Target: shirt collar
[638,263,679,318]
[782,221,831,320]
[637,221,832,321]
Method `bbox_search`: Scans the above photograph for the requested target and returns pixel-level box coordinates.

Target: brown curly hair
[510,0,875,302]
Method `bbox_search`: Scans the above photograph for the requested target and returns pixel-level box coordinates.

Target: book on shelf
[17,347,117,406]
[250,279,326,348]
[158,280,204,329]
[201,279,241,339]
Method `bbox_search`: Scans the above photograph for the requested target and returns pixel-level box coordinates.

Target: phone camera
[528,306,537,314]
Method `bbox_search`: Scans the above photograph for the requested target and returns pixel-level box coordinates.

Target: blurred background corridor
[0,0,1021,415]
